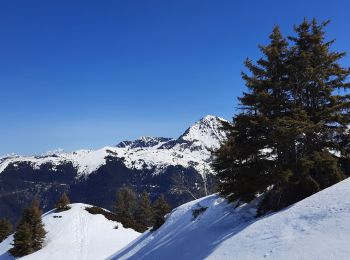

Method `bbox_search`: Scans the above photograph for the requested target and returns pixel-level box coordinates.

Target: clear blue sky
[1,0,349,155]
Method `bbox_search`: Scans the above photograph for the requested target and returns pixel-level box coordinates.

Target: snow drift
[0,204,140,260]
[111,178,350,260]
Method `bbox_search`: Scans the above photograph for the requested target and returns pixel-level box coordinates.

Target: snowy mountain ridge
[116,137,173,149]
[0,115,228,178]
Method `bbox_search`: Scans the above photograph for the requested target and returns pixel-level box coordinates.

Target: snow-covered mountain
[0,115,227,224]
[0,204,140,260]
[0,115,226,178]
[112,177,350,260]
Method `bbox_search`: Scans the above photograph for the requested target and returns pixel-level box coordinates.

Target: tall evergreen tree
[214,25,291,204]
[0,218,12,243]
[260,19,350,213]
[10,199,46,257]
[287,19,350,157]
[135,191,154,229]
[214,19,350,214]
[55,192,71,212]
[151,195,171,231]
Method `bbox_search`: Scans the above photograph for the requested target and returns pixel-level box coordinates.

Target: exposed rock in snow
[0,204,140,260]
[112,178,350,260]
[116,137,173,149]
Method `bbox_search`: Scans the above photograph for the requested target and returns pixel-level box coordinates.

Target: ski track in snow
[0,204,140,260]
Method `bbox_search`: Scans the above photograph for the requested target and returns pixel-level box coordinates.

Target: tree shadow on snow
[109,197,281,260]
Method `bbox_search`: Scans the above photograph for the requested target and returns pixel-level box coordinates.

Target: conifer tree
[10,199,46,257]
[135,191,154,228]
[9,221,33,257]
[214,25,291,203]
[151,195,171,231]
[55,192,71,212]
[31,200,46,251]
[0,218,12,243]
[214,19,350,214]
[115,186,137,228]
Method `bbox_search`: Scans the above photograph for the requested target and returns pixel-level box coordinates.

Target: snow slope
[0,204,140,260]
[0,115,227,178]
[112,178,350,260]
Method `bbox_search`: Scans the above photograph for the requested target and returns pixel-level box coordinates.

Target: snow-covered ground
[2,177,350,259]
[0,204,140,260]
[112,178,350,260]
[0,115,227,178]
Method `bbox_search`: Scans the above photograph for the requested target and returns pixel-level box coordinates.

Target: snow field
[113,178,350,260]
[0,204,140,260]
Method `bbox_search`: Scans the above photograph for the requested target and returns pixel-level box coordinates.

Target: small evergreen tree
[10,199,46,257]
[0,218,12,243]
[9,221,33,257]
[30,200,46,251]
[134,191,154,229]
[55,192,71,212]
[151,195,171,231]
[115,186,137,229]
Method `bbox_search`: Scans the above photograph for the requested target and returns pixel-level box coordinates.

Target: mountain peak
[200,114,224,122]
[179,115,228,150]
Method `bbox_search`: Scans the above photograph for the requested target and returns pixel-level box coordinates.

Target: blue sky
[1,0,349,155]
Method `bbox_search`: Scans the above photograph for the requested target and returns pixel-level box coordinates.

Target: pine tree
[134,191,154,229]
[260,19,350,213]
[9,221,33,257]
[214,19,350,214]
[214,25,291,204]
[115,186,137,229]
[151,195,171,231]
[0,218,12,243]
[10,199,46,257]
[30,200,46,251]
[55,192,71,212]
[287,19,350,158]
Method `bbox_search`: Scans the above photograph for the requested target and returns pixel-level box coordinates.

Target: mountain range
[0,115,227,223]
